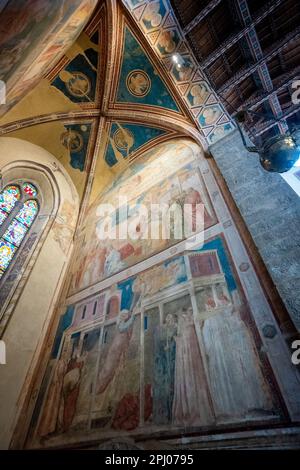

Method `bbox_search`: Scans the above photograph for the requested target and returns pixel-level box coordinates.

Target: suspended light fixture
[235,110,300,173]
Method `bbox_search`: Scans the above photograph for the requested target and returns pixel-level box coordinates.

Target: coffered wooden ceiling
[171,0,300,145]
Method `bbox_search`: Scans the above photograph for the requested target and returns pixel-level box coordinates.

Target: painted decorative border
[122,0,236,145]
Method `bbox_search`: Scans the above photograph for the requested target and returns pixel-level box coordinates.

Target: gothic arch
[0,137,79,449]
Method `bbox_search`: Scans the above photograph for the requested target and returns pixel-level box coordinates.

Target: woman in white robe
[202,300,273,420]
[172,307,214,426]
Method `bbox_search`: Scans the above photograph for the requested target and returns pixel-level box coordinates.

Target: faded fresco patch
[69,139,217,294]
[28,236,282,447]
[0,0,97,115]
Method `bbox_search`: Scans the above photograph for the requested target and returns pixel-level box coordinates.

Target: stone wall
[210,129,300,331]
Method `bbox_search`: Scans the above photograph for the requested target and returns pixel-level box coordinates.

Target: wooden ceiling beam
[254,104,300,136]
[234,66,300,111]
[235,0,288,132]
[183,0,222,35]
[201,0,284,69]
[217,27,300,94]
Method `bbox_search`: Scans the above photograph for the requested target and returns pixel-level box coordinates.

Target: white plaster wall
[0,137,79,449]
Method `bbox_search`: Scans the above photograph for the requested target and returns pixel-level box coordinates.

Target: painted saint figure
[72,329,100,426]
[38,351,68,437]
[153,313,177,424]
[184,187,213,232]
[190,83,209,106]
[61,347,85,432]
[104,245,126,277]
[202,302,273,419]
[97,309,135,394]
[172,307,214,426]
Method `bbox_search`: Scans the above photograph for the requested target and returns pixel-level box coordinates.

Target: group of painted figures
[37,283,275,439]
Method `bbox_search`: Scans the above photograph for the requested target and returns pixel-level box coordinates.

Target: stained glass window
[0,240,17,271]
[0,185,20,217]
[0,182,39,278]
[3,219,28,247]
[0,210,7,226]
[16,200,38,227]
[23,182,37,198]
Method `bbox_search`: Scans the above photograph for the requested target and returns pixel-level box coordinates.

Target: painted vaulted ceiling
[0,0,98,116]
[0,0,235,215]
[122,0,235,142]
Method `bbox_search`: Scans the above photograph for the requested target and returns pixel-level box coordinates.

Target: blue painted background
[116,27,180,112]
[105,122,167,167]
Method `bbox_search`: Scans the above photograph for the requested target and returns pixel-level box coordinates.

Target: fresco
[52,31,99,104]
[52,200,78,254]
[208,123,236,144]
[27,235,283,447]
[187,83,210,107]
[141,2,167,31]
[122,0,235,144]
[116,27,180,112]
[156,29,180,56]
[69,139,217,294]
[0,0,97,116]
[60,123,92,171]
[172,58,195,83]
[104,122,167,167]
[92,313,141,431]
[198,105,223,127]
[149,295,213,426]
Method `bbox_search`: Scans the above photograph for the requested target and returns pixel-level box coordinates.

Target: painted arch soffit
[0,1,107,130]
[45,2,107,111]
[0,1,203,140]
[0,0,98,117]
[101,0,192,125]
[108,17,188,120]
[102,120,179,168]
[121,0,236,145]
[0,110,205,148]
[0,1,196,141]
[0,0,209,187]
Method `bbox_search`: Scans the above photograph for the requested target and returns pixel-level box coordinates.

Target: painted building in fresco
[26,138,300,449]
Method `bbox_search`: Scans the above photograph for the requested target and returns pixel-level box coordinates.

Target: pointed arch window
[0,182,39,279]
[0,185,21,224]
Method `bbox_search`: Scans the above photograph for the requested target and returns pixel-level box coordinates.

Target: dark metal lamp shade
[259,135,300,173]
[235,117,300,173]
